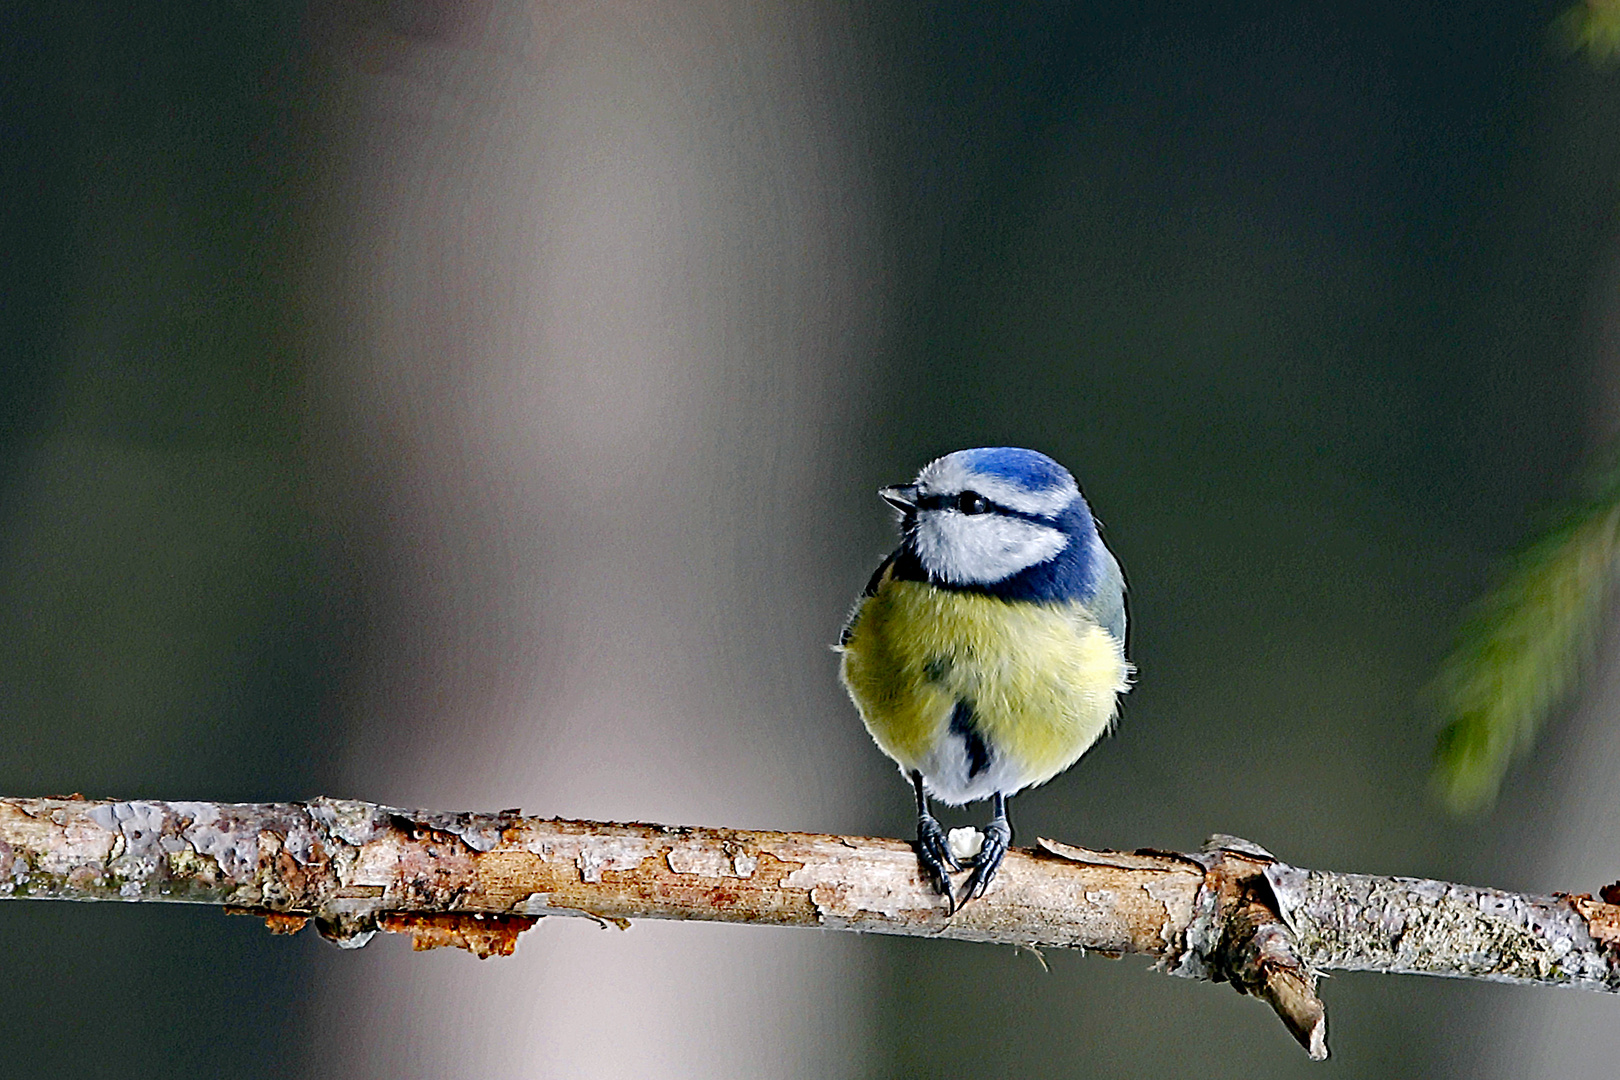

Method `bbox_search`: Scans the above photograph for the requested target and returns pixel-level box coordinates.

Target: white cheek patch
[913,512,1067,585]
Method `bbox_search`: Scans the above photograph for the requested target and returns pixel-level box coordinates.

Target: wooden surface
[4,795,1619,1060]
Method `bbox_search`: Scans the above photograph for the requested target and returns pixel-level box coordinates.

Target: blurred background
[3,0,1619,1076]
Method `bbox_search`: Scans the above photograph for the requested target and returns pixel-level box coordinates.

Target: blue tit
[838,447,1131,910]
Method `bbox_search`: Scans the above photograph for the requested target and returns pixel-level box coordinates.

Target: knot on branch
[1186,836,1328,1061]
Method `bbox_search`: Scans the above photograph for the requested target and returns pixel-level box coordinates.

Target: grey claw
[916,812,959,901]
[955,816,1011,908]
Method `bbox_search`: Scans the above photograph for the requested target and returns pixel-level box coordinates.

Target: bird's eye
[957,491,990,515]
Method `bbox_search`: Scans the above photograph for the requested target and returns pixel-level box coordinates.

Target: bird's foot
[956,815,1011,908]
[915,812,960,903]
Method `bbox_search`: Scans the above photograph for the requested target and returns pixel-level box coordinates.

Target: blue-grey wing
[1084,539,1127,645]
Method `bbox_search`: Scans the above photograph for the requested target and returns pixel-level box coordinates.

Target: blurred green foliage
[1434,449,1620,813]
[1556,0,1620,63]
[1433,1,1620,818]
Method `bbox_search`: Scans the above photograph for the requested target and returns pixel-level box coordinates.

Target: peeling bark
[2,796,1617,1060]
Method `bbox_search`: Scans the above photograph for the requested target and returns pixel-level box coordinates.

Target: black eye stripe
[912,491,1050,524]
[914,493,963,512]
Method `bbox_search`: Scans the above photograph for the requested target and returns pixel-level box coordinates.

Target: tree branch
[2,797,1616,1060]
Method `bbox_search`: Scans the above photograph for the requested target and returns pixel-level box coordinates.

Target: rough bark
[2,797,1617,1060]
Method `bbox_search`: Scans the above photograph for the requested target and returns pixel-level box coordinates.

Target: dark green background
[2,1,1613,1076]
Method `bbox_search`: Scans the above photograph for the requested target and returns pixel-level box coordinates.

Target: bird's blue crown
[950,447,1074,499]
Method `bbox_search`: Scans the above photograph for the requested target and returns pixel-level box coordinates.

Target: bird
[837,447,1131,910]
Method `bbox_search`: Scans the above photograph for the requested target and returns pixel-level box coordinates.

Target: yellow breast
[839,576,1130,802]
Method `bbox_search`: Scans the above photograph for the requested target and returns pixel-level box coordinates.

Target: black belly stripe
[949,700,992,779]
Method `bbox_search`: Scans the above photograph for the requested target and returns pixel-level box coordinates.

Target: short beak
[879,484,918,512]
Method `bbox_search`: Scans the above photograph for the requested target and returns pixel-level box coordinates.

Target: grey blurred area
[298,2,886,1076]
[2,2,1618,1079]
